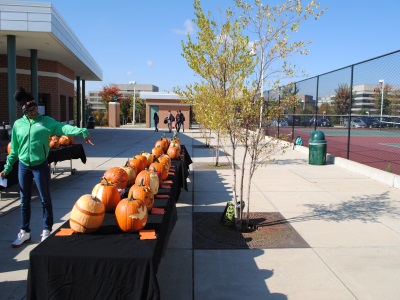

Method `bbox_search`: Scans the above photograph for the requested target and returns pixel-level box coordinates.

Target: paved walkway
[1,125,400,299]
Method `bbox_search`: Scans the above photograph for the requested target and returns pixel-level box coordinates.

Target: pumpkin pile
[49,135,73,148]
[69,135,183,234]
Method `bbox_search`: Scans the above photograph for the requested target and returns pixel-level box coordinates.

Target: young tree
[120,97,131,124]
[178,0,324,229]
[235,0,324,226]
[135,98,146,123]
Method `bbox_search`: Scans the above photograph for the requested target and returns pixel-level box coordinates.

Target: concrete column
[7,35,17,125]
[82,80,86,128]
[76,76,81,127]
[31,49,38,101]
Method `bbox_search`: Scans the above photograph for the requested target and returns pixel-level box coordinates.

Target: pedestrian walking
[179,110,185,132]
[153,112,159,132]
[168,110,174,133]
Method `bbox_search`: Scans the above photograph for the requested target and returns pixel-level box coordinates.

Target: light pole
[379,79,384,123]
[129,81,136,124]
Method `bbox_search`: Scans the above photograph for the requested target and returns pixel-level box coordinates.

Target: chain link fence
[267,50,400,175]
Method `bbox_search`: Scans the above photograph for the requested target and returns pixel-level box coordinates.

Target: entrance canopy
[0,0,102,81]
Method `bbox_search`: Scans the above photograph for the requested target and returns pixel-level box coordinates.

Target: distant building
[352,84,377,113]
[140,92,190,129]
[87,84,159,111]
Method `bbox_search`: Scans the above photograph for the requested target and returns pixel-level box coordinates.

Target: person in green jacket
[0,87,94,248]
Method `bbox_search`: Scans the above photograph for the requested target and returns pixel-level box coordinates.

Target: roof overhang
[0,0,102,81]
[140,92,183,100]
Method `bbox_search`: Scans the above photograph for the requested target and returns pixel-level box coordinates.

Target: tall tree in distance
[98,85,123,111]
[333,84,352,115]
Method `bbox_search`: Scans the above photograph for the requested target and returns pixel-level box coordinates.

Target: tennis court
[268,126,400,175]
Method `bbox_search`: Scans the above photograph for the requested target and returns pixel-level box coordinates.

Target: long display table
[48,143,87,175]
[27,159,186,300]
[0,144,87,190]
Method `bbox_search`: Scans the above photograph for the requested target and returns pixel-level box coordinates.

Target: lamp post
[129,81,136,124]
[379,79,384,123]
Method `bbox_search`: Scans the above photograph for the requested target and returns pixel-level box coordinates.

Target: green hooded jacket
[3,113,89,175]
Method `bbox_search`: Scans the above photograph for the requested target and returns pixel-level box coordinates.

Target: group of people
[153,110,185,133]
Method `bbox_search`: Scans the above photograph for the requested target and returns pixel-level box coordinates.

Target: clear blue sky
[23,0,400,93]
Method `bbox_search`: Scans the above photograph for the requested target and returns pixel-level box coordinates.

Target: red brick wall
[0,54,75,124]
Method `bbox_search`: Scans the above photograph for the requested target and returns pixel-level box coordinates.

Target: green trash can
[308,130,327,165]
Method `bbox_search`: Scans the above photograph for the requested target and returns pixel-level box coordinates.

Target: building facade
[0,1,102,128]
[140,92,190,129]
[87,84,159,111]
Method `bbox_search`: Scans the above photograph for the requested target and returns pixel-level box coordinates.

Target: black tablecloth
[48,143,87,165]
[0,144,86,189]
[26,160,185,300]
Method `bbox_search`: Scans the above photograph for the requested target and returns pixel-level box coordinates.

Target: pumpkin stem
[138,178,145,186]
[103,178,110,186]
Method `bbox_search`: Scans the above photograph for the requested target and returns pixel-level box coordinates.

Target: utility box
[308,130,327,165]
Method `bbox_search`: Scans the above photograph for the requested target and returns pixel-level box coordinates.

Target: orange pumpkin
[120,165,136,187]
[155,137,169,153]
[69,194,105,233]
[167,146,181,160]
[149,161,168,181]
[127,157,145,174]
[59,135,71,146]
[91,182,121,213]
[170,138,181,148]
[49,136,60,149]
[115,196,148,233]
[135,168,159,195]
[101,167,129,190]
[128,180,154,211]
[135,154,148,169]
[7,142,11,154]
[152,145,164,158]
[158,154,171,171]
[141,151,154,166]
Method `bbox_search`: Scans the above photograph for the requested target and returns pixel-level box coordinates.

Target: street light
[129,81,136,124]
[379,79,384,123]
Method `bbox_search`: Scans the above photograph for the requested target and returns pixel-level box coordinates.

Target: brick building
[0,1,102,128]
[140,92,190,129]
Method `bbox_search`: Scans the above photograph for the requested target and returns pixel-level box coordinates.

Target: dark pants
[18,160,53,232]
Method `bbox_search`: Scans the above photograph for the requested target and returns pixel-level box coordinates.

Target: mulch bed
[193,212,310,249]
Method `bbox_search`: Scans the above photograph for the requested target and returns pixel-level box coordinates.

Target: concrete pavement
[1,125,400,299]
